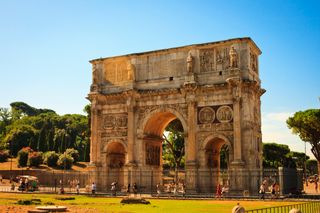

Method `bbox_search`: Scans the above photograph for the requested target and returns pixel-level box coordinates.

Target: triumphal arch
[87,37,265,194]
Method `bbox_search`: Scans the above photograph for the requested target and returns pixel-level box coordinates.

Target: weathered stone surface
[87,37,264,194]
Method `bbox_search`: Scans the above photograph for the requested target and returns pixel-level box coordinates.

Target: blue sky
[0,0,319,157]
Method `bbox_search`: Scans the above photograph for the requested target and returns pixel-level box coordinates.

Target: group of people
[155,182,186,197]
[59,179,81,194]
[215,183,229,198]
[259,181,280,199]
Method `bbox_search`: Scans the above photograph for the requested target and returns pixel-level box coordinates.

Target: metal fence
[0,168,302,196]
[246,201,320,213]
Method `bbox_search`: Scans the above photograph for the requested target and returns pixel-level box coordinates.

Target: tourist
[91,182,96,195]
[173,183,177,196]
[111,182,117,196]
[156,183,161,197]
[60,186,65,194]
[221,185,229,197]
[76,183,80,195]
[133,183,138,195]
[11,182,15,191]
[259,183,265,200]
[127,183,131,194]
[216,183,222,198]
[181,183,186,197]
[270,183,276,199]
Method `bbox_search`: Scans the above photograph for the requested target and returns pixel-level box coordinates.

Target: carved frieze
[101,113,128,137]
[145,143,160,165]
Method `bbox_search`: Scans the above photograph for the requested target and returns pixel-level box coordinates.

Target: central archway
[142,109,187,192]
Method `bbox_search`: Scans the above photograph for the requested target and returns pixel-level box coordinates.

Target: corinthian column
[126,91,136,165]
[226,77,244,166]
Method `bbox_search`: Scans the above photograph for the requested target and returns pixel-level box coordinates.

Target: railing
[246,201,320,213]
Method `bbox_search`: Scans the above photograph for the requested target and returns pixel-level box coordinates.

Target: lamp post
[7,142,13,182]
[304,142,307,187]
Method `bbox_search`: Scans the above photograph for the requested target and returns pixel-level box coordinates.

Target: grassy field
[0,193,301,213]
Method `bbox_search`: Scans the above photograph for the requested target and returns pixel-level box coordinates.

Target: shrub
[0,150,9,162]
[28,151,43,167]
[57,154,74,170]
[43,151,59,167]
[65,148,80,163]
[17,147,33,167]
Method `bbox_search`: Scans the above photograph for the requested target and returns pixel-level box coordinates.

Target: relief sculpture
[250,50,257,72]
[145,143,160,165]
[200,49,214,72]
[102,114,128,137]
[198,107,215,124]
[216,106,233,123]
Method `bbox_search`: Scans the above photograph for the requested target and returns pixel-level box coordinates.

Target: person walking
[216,183,222,198]
[259,183,265,200]
[76,183,80,195]
[91,182,96,195]
[156,183,161,197]
[132,183,138,195]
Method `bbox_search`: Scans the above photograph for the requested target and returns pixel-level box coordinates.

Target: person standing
[132,183,138,195]
[91,182,96,195]
[216,183,222,198]
[156,183,161,197]
[259,183,265,200]
[76,183,80,195]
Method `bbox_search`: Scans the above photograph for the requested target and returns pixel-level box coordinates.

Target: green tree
[306,159,318,175]
[287,109,320,174]
[57,154,74,170]
[162,119,185,181]
[263,143,292,168]
[288,151,310,169]
[43,151,59,167]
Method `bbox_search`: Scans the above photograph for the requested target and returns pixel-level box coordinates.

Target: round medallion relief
[216,105,233,123]
[199,107,215,124]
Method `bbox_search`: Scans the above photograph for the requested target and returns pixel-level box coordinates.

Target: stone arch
[141,106,187,137]
[200,134,233,169]
[104,140,127,169]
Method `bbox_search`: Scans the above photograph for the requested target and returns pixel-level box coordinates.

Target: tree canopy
[0,102,90,161]
[287,109,320,166]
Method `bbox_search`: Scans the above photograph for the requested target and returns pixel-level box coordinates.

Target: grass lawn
[0,193,302,213]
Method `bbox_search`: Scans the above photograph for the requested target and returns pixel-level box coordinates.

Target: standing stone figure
[127,62,135,81]
[186,51,194,73]
[92,64,98,84]
[229,46,238,68]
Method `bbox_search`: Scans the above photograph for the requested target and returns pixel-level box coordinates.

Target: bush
[65,148,80,163]
[17,147,33,167]
[43,151,59,167]
[57,154,74,170]
[0,150,9,162]
[28,151,43,167]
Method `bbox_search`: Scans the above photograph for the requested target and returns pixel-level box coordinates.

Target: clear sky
[0,0,319,157]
